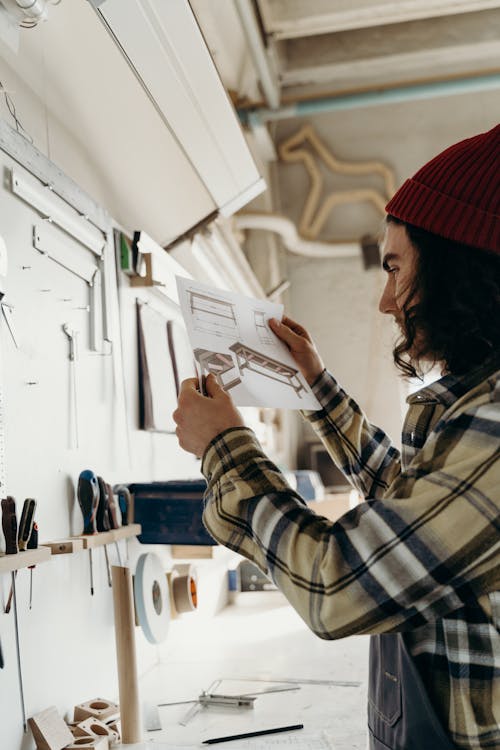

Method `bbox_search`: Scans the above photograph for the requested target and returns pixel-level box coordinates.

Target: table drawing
[254,310,273,346]
[189,291,239,338]
[229,342,306,397]
[194,349,241,391]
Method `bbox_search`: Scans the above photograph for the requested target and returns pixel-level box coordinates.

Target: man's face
[378,222,419,329]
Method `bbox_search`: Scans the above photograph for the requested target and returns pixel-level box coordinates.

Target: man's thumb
[205,372,224,397]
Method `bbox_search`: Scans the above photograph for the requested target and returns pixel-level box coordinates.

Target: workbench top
[124,590,368,749]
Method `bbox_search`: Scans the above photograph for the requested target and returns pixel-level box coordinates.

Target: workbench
[122,590,368,749]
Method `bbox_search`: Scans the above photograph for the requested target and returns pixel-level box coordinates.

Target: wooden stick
[111,565,142,743]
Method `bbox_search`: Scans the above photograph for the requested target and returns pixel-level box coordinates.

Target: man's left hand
[173,374,245,456]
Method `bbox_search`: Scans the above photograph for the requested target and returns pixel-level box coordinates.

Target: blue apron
[368,634,457,749]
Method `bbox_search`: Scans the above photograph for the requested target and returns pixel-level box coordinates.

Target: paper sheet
[230,732,335,749]
[176,277,320,410]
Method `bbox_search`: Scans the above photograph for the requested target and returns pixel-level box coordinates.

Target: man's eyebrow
[382,252,399,271]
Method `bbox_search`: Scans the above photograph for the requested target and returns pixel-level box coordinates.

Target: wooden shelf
[43,539,85,555]
[74,524,141,549]
[0,546,51,573]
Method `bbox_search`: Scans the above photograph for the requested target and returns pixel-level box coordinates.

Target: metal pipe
[240,72,500,125]
[234,0,280,110]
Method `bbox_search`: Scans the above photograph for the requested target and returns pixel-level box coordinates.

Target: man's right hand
[269,315,325,386]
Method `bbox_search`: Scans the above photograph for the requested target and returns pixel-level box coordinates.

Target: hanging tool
[97,476,112,587]
[1,496,27,731]
[77,470,100,596]
[105,483,122,565]
[2,496,17,613]
[62,323,79,449]
[27,522,38,609]
[5,498,36,612]
[114,484,131,526]
[18,498,36,551]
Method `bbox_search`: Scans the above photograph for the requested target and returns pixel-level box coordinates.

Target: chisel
[77,470,99,595]
[27,522,38,609]
[97,476,112,587]
[5,498,36,612]
[1,497,27,731]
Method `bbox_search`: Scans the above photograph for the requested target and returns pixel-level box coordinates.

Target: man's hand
[173,374,245,457]
[269,315,325,385]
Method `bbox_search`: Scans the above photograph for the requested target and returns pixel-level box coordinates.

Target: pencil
[202,723,304,744]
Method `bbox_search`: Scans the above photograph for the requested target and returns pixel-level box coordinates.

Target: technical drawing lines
[188,290,240,339]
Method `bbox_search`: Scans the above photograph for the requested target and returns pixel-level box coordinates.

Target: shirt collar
[406,353,500,407]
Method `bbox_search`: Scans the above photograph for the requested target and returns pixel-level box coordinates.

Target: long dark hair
[387,215,500,379]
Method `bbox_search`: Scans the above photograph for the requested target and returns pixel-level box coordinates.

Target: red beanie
[385,123,499,254]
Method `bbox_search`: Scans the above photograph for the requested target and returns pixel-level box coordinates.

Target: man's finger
[179,377,200,394]
[269,317,304,345]
[205,372,225,398]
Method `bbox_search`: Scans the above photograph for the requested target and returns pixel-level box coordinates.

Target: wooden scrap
[27,706,73,750]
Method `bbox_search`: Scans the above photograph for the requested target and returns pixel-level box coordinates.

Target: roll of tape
[171,564,198,613]
[134,553,171,644]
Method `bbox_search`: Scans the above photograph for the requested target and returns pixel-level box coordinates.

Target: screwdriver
[1,496,27,731]
[5,498,36,613]
[77,470,99,596]
[27,522,38,609]
[97,476,112,587]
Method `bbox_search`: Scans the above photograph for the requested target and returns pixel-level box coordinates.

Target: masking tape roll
[134,553,170,644]
[171,564,198,613]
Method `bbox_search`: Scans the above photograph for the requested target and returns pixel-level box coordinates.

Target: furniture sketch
[193,349,241,391]
[254,310,273,345]
[229,342,305,397]
[188,290,239,338]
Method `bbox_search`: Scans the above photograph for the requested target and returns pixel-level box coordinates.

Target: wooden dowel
[111,565,142,743]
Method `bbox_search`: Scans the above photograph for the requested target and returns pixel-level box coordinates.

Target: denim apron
[368,634,457,749]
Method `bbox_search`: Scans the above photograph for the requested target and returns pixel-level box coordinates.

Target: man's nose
[379,280,395,314]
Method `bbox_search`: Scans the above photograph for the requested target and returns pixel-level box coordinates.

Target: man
[173,124,499,749]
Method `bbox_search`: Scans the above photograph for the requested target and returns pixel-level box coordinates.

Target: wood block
[74,717,119,743]
[106,720,120,740]
[73,698,119,723]
[65,738,109,750]
[44,539,84,555]
[171,544,213,559]
[28,706,73,750]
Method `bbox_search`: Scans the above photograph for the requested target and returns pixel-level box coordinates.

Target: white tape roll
[134,553,171,644]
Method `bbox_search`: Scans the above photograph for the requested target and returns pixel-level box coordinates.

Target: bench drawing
[229,342,305,397]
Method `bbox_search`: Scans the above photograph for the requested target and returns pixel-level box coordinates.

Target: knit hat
[385,123,499,254]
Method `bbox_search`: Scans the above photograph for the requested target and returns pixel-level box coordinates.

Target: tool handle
[27,522,38,550]
[114,485,130,526]
[18,498,36,551]
[96,476,110,532]
[77,471,99,535]
[1,496,18,554]
[106,483,120,530]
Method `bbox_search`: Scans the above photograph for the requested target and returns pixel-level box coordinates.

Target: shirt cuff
[302,369,343,417]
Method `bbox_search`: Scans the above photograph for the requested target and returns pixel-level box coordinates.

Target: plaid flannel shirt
[202,357,500,749]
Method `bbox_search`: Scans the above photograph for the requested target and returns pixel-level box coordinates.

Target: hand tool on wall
[5,498,36,612]
[97,476,112,587]
[62,323,79,449]
[77,470,100,596]
[1,497,27,731]
[27,521,38,609]
[18,498,36,551]
[1,495,18,554]
[105,483,123,565]
[113,484,131,526]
